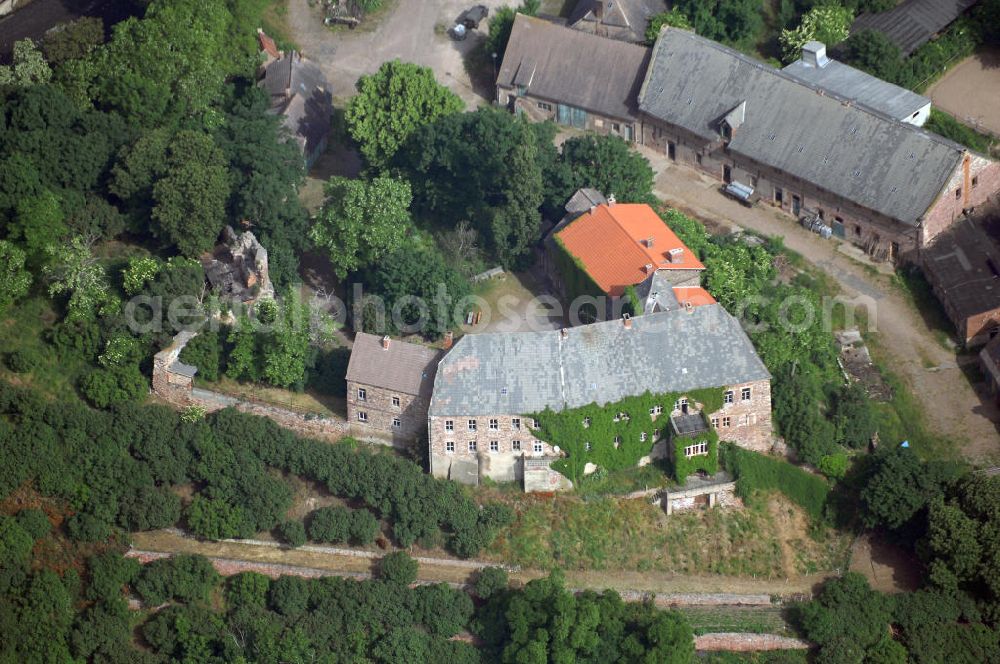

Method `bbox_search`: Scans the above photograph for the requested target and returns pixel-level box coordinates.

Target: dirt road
[645,150,1000,461]
[131,528,834,598]
[285,0,509,108]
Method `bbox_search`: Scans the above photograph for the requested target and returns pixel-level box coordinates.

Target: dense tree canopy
[346,60,464,170]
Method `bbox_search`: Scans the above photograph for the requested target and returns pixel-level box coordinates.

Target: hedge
[720,443,829,520]
[533,388,724,484]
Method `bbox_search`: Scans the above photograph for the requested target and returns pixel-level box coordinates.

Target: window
[468,419,477,432]
[613,436,621,447]
[973,176,980,188]
[357,387,367,401]
[489,440,499,452]
[583,416,591,428]
[696,154,703,166]
[392,417,401,428]
[532,418,539,428]
[489,418,499,430]
[854,224,862,236]
[537,101,552,111]
[722,416,731,427]
[774,187,783,204]
[667,142,676,161]
[956,188,962,199]
[445,420,454,432]
[611,122,620,132]
[446,441,455,453]
[512,418,521,430]
[391,395,400,408]
[357,411,368,422]
[533,441,543,453]
[650,405,663,416]
[683,441,708,458]
[653,429,660,439]
[724,390,734,405]
[468,441,477,452]
[676,398,687,412]
[741,387,752,401]
[640,431,648,442]
[817,209,824,220]
[711,417,719,429]
[585,442,592,451]
[512,440,522,451]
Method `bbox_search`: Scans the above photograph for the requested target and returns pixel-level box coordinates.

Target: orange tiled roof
[672,286,716,308]
[556,203,704,295]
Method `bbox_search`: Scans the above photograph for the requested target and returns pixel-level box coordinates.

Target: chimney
[685,301,694,314]
[668,247,684,264]
[644,263,654,274]
[623,313,632,329]
[801,41,828,68]
[442,331,454,349]
[608,194,617,206]
[381,335,391,350]
[560,328,568,339]
[645,236,655,248]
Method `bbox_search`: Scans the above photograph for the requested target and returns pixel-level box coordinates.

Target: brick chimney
[382,335,391,350]
[443,331,454,349]
[608,194,617,206]
[669,247,684,264]
[560,328,568,339]
[623,313,632,329]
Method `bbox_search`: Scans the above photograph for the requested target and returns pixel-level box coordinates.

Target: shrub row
[721,443,829,520]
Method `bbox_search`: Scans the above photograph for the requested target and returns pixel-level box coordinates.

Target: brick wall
[346,380,428,446]
[705,379,773,453]
[923,156,1000,246]
[499,87,640,142]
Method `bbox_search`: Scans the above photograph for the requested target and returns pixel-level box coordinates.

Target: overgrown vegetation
[722,444,830,520]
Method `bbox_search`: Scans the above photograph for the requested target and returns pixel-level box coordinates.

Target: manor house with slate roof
[498,17,1000,263]
[427,305,772,485]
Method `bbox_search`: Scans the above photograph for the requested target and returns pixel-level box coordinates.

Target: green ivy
[720,443,829,520]
[531,387,725,484]
[624,284,642,316]
[552,234,605,318]
[671,430,719,483]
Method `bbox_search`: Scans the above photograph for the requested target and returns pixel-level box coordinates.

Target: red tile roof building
[554,202,714,310]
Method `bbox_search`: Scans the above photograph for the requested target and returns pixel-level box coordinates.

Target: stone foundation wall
[152,333,347,442]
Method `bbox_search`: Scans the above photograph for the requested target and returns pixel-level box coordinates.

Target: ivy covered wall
[531,387,725,484]
[671,430,719,483]
[552,235,606,317]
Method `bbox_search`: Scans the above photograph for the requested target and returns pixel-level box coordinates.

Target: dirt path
[131,528,834,598]
[284,0,509,108]
[645,150,1000,461]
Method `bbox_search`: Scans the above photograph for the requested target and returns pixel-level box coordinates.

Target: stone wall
[499,87,640,142]
[346,380,428,446]
[923,155,1000,246]
[428,413,558,484]
[151,332,347,442]
[705,379,773,453]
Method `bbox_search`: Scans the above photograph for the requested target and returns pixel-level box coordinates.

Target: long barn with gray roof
[496,18,1000,263]
[427,305,773,486]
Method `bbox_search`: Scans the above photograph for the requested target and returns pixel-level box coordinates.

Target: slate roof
[568,0,666,43]
[346,333,442,399]
[497,14,651,121]
[259,52,333,159]
[782,49,930,122]
[429,304,770,416]
[923,217,1000,323]
[638,28,965,227]
[852,0,979,56]
[557,203,703,295]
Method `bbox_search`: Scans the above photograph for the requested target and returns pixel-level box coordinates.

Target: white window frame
[512,418,521,430]
[533,441,543,454]
[724,390,734,405]
[585,442,592,451]
[357,387,367,401]
[392,417,401,429]
[741,387,752,402]
[391,395,400,408]
[489,440,499,452]
[512,440,522,451]
[468,441,477,452]
[445,420,454,432]
[489,418,499,431]
[446,441,455,453]
[683,441,708,458]
[357,411,368,422]
[468,419,477,432]
[640,431,648,442]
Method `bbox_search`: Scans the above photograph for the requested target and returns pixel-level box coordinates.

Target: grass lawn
[478,490,849,577]
[193,374,344,418]
[680,605,792,636]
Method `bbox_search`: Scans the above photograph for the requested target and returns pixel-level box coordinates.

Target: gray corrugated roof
[346,333,442,399]
[497,14,651,121]
[260,52,333,154]
[923,217,1000,321]
[782,55,930,121]
[852,0,979,56]
[429,304,770,416]
[638,28,964,227]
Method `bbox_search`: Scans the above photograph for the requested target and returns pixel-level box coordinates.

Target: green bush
[133,554,220,606]
[278,519,306,548]
[474,567,509,600]
[5,348,42,374]
[178,329,223,382]
[380,551,418,585]
[15,509,51,539]
[721,443,830,520]
[924,109,994,154]
[79,366,147,409]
